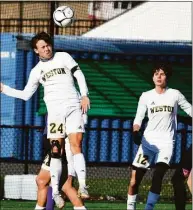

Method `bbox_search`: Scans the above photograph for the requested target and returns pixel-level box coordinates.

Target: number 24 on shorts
[49,123,64,134]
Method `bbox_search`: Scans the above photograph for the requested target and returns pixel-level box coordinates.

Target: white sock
[50,157,62,195]
[127,194,137,210]
[35,204,45,210]
[65,137,76,177]
[68,162,76,177]
[74,206,87,210]
[73,153,86,188]
[145,191,160,210]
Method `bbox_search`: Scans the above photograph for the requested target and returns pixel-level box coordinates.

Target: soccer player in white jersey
[0,32,90,208]
[126,63,192,210]
[36,134,87,210]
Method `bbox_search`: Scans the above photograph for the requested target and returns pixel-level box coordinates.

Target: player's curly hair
[152,62,173,79]
[30,32,53,49]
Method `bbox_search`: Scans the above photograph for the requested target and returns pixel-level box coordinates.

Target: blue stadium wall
[1,34,43,160]
[0,33,192,163]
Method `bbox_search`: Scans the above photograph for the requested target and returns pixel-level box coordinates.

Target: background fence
[0,1,142,35]
[0,116,192,201]
[0,0,192,204]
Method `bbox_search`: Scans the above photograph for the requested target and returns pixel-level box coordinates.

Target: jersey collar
[39,53,54,62]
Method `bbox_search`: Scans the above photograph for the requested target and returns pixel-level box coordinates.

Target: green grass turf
[0,200,192,210]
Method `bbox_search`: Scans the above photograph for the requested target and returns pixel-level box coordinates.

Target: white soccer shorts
[47,105,85,139]
[132,143,173,169]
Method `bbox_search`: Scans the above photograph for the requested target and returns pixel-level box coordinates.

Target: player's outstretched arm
[1,70,39,101]
[0,82,4,92]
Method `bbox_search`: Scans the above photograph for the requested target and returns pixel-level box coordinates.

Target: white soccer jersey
[134,88,192,146]
[2,52,88,108]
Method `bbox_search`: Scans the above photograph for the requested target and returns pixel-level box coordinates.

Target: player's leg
[35,168,50,210]
[66,107,89,199]
[187,169,192,193]
[145,162,168,210]
[181,144,192,194]
[47,112,66,208]
[65,136,76,177]
[172,144,192,210]
[49,137,63,194]
[127,167,146,210]
[145,144,172,210]
[45,145,68,210]
[172,166,186,210]
[62,176,87,210]
[68,132,89,198]
[127,145,153,210]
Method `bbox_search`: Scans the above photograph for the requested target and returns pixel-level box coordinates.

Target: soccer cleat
[53,193,65,209]
[127,202,136,210]
[78,186,90,199]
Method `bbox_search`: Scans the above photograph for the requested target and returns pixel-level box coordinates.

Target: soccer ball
[53,6,74,27]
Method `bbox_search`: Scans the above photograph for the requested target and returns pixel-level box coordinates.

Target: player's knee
[70,141,81,148]
[69,134,82,147]
[62,177,72,193]
[50,139,61,158]
[62,185,69,194]
[36,176,47,189]
[129,179,137,188]
[70,142,82,154]
[129,167,146,189]
[70,137,82,148]
[154,162,169,177]
[129,170,137,188]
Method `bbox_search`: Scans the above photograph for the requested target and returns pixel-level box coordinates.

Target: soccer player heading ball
[1,32,90,209]
[127,63,192,210]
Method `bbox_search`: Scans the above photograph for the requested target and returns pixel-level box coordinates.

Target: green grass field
[0,200,192,210]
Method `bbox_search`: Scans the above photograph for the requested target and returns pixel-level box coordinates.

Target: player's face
[153,69,167,88]
[34,40,53,59]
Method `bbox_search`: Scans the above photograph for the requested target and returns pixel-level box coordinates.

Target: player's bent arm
[73,68,89,97]
[63,52,89,97]
[177,90,192,117]
[132,93,146,145]
[133,93,147,127]
[73,67,90,113]
[1,70,39,101]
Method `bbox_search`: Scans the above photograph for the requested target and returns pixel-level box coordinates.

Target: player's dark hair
[152,62,172,79]
[30,32,53,49]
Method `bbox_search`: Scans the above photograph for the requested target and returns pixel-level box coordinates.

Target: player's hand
[0,83,4,92]
[132,131,142,145]
[81,96,90,114]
